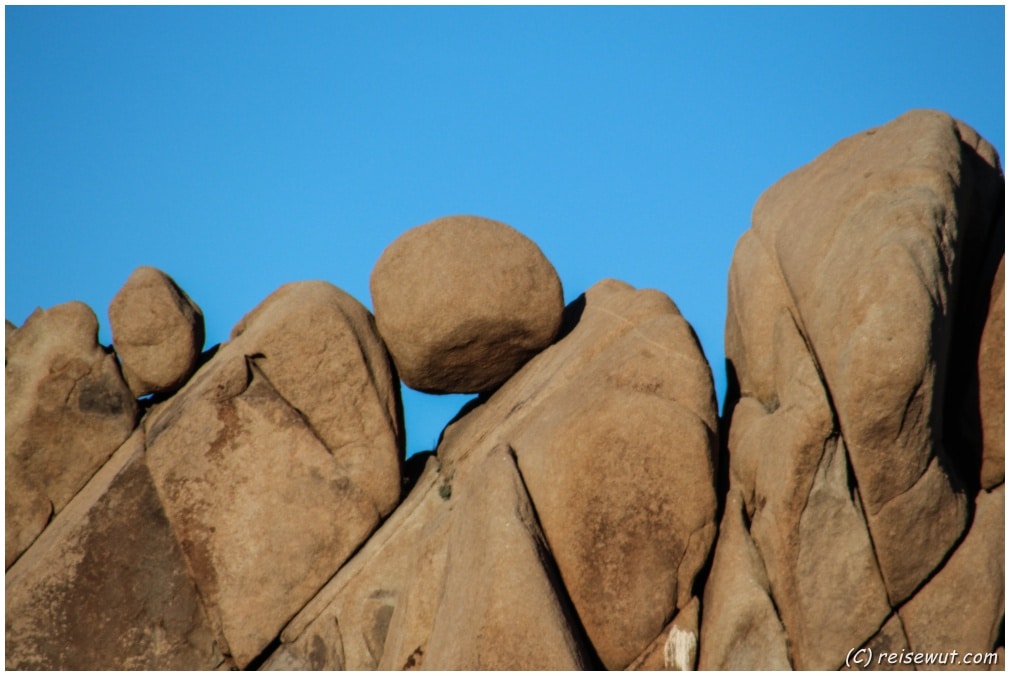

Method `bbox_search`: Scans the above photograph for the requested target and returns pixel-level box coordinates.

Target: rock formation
[5,110,1004,670]
[701,109,1004,670]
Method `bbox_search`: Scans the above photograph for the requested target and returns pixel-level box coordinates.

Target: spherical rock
[370,215,564,394]
[108,266,205,397]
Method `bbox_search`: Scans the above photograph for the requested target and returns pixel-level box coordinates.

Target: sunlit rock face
[700,109,1004,671]
[5,109,1003,671]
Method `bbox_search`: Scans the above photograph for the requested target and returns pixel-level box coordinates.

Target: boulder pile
[5,110,1004,670]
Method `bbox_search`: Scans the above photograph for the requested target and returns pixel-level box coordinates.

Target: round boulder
[109,266,205,397]
[370,215,564,394]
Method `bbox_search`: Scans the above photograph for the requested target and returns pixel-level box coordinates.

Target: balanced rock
[370,215,564,393]
[109,266,205,397]
[703,109,1004,669]
[269,279,718,671]
[6,301,138,567]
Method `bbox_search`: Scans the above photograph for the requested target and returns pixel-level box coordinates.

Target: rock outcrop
[701,109,1004,670]
[6,277,405,670]
[370,214,564,394]
[5,109,1003,671]
[267,277,719,671]
[6,301,138,568]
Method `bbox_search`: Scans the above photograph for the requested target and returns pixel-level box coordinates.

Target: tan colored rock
[5,430,225,670]
[708,110,1002,669]
[979,256,1004,490]
[748,110,1001,605]
[370,214,564,393]
[143,281,403,668]
[5,302,137,565]
[841,614,912,671]
[715,228,890,670]
[438,279,719,669]
[4,468,51,569]
[229,280,403,515]
[109,266,205,397]
[264,454,453,670]
[626,596,700,670]
[424,444,594,669]
[697,493,790,670]
[900,484,1004,670]
[272,280,716,671]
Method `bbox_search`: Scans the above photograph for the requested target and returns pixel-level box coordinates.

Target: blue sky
[6,6,1005,457]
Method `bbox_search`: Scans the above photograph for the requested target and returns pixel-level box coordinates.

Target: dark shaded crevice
[244,635,281,671]
[940,136,1004,497]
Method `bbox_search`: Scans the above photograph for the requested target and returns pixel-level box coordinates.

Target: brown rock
[108,266,205,397]
[4,465,52,569]
[143,281,403,667]
[264,454,453,670]
[708,110,1003,669]
[370,214,564,393]
[626,596,700,670]
[272,280,716,671]
[5,430,225,670]
[978,256,1004,490]
[438,279,719,669]
[5,302,137,565]
[751,110,1000,604]
[899,484,1004,670]
[424,444,595,669]
[227,280,403,516]
[697,493,791,671]
[842,614,912,671]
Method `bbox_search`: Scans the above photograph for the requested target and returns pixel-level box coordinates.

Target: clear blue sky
[6,6,1005,457]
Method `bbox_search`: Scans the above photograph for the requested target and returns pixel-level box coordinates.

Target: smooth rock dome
[370,215,564,394]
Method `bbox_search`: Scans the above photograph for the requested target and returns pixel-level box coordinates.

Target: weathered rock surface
[108,266,205,397]
[143,281,404,667]
[705,109,1004,669]
[626,595,700,670]
[370,214,564,394]
[899,484,1004,670]
[424,445,594,670]
[270,278,717,671]
[6,430,225,670]
[5,301,137,567]
[263,454,454,671]
[435,278,719,669]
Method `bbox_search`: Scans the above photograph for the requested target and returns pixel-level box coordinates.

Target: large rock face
[271,278,720,671]
[6,430,224,670]
[108,266,205,397]
[6,302,138,568]
[370,215,564,394]
[143,281,404,667]
[702,109,1004,670]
